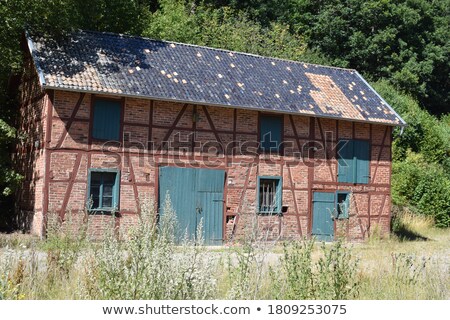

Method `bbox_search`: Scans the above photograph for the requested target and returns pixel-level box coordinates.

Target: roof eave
[354,71,407,127]
[42,84,405,127]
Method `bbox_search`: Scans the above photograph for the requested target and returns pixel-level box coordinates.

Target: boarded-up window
[259,115,282,153]
[92,99,121,140]
[337,139,370,184]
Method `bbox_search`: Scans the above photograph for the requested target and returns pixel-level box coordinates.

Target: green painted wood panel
[195,169,225,245]
[312,192,335,242]
[338,139,370,184]
[337,140,354,183]
[159,167,197,240]
[354,140,370,184]
[92,99,121,140]
[159,167,224,245]
[196,169,225,192]
[196,191,224,245]
[260,115,282,152]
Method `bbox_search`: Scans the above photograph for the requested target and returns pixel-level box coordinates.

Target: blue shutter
[337,140,354,183]
[92,99,121,140]
[354,140,370,184]
[275,178,282,213]
[260,115,282,152]
[113,171,120,209]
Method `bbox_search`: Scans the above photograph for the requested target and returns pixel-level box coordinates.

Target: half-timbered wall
[18,89,393,241]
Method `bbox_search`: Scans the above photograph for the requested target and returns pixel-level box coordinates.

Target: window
[257,176,282,214]
[87,169,120,212]
[259,115,282,153]
[336,192,350,219]
[92,99,121,140]
[337,139,370,184]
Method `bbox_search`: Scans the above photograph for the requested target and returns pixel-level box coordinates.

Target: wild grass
[0,201,448,300]
[391,206,435,241]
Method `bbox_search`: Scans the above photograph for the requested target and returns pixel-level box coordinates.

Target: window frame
[335,191,350,220]
[91,96,123,142]
[258,113,284,154]
[257,176,283,215]
[337,139,370,184]
[86,168,121,214]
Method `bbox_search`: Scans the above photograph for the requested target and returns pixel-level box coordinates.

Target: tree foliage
[143,3,306,60]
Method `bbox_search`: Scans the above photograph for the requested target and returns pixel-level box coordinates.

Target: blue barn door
[195,169,225,245]
[158,167,197,240]
[159,167,225,245]
[312,192,335,241]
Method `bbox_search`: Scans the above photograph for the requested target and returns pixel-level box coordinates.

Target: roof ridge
[77,29,357,73]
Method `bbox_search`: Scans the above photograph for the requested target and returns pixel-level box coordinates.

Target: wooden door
[159,167,225,245]
[312,192,335,241]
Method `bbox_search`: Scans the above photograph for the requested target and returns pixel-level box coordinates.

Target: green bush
[373,81,450,228]
[392,151,450,228]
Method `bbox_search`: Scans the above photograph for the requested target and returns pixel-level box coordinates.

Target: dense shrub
[392,151,450,228]
[374,81,450,228]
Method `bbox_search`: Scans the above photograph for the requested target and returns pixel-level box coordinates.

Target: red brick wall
[17,88,393,241]
[15,56,47,235]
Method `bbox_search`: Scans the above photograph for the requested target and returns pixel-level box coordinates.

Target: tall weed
[275,240,360,299]
[81,195,218,299]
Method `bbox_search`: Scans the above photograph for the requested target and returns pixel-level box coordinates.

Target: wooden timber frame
[17,88,394,241]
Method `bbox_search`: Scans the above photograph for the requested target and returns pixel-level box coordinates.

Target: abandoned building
[16,30,406,243]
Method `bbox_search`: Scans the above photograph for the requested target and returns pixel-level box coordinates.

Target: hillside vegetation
[0,0,449,229]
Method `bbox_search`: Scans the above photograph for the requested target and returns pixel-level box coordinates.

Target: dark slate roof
[26,30,405,126]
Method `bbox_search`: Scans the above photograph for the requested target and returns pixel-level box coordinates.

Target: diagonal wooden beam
[202,105,224,152]
[288,115,303,152]
[371,126,389,184]
[126,154,141,215]
[287,165,303,237]
[59,153,82,219]
[55,93,86,149]
[158,103,188,151]
[377,194,387,225]
[231,164,253,240]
